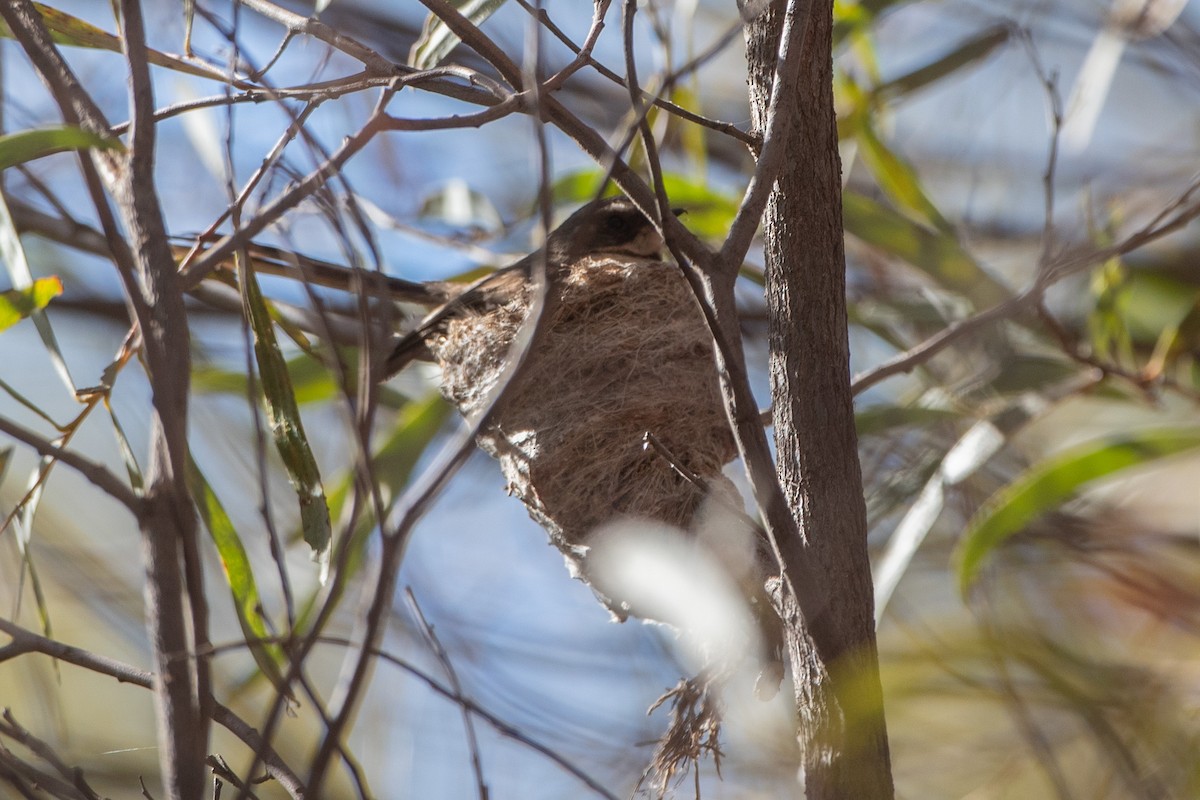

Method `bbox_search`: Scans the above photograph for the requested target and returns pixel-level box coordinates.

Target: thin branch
[514,0,756,147]
[207,631,620,800]
[851,175,1200,396]
[0,745,89,800]
[406,590,489,800]
[0,710,103,800]
[717,0,814,273]
[382,97,521,131]
[0,417,139,511]
[1021,33,1064,273]
[179,99,391,288]
[0,618,307,799]
[851,292,1030,396]
[235,0,399,76]
[119,4,213,798]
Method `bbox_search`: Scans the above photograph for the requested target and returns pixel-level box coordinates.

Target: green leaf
[833,0,913,44]
[0,3,229,81]
[0,126,124,170]
[843,191,1010,308]
[988,354,1081,395]
[409,0,508,69]
[658,175,740,239]
[322,392,451,549]
[875,27,1010,100]
[855,404,958,437]
[854,117,953,235]
[0,153,75,391]
[194,352,339,406]
[1121,270,1200,344]
[955,427,1200,594]
[104,399,144,493]
[1088,257,1134,364]
[552,168,739,240]
[239,258,332,579]
[370,391,453,497]
[550,169,619,204]
[189,457,292,699]
[296,392,450,634]
[0,277,62,331]
[0,3,122,50]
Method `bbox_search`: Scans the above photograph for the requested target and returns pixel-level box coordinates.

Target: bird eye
[604,214,629,233]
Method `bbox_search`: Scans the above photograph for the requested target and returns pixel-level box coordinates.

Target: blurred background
[2,0,1200,797]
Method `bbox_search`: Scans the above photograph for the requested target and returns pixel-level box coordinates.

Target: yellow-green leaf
[296,392,450,634]
[551,168,739,240]
[855,117,953,235]
[0,277,62,331]
[844,191,1010,308]
[955,428,1200,594]
[0,3,230,81]
[0,126,123,170]
[409,0,508,69]
[189,458,292,699]
[194,352,339,406]
[239,257,332,579]
[833,0,912,44]
[875,27,1010,100]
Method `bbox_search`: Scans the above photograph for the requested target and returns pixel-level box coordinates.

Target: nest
[426,255,740,616]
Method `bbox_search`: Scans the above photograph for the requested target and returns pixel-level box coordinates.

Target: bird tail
[174,239,449,306]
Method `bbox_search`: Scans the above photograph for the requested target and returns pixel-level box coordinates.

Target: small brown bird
[384,196,671,377]
[225,194,784,692]
[388,196,782,658]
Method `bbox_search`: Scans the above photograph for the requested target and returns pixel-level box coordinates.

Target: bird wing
[384,259,531,377]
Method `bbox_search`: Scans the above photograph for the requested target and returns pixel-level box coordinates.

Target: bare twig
[0,417,139,511]
[514,0,756,147]
[851,174,1200,396]
[0,3,213,795]
[1021,33,1064,273]
[235,0,399,76]
[852,292,1031,396]
[718,0,814,273]
[406,590,489,800]
[0,618,307,799]
[0,744,90,800]
[179,98,391,288]
[0,710,103,800]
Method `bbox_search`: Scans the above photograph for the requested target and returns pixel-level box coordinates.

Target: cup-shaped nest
[426,255,740,615]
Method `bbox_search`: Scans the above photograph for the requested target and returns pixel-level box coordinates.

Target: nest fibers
[426,254,745,618]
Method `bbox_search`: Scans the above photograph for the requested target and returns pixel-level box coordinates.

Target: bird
[384,196,783,691]
[384,195,744,556]
[383,195,674,378]
[202,194,784,693]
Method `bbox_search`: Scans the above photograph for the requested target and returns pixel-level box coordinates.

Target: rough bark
[745,2,895,796]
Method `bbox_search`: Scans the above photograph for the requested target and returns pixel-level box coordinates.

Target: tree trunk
[745,2,895,796]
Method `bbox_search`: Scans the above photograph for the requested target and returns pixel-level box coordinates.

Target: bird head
[548,196,669,264]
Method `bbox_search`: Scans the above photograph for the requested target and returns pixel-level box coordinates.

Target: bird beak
[672,207,687,217]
